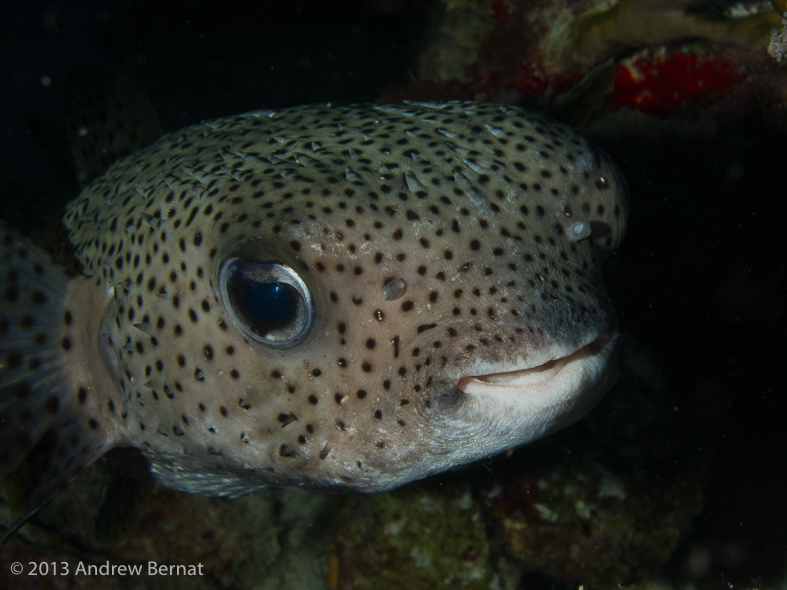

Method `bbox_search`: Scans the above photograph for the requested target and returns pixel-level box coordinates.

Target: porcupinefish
[0,89,627,534]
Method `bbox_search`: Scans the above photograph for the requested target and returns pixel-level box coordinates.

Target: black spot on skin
[45,396,59,414]
[78,387,87,404]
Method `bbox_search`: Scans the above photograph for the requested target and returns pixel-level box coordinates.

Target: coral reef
[389,0,787,123]
[552,0,781,70]
[331,481,493,590]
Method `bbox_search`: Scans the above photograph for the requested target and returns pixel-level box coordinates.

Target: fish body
[0,100,627,526]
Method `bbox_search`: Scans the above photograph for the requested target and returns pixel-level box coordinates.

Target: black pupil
[240,279,296,327]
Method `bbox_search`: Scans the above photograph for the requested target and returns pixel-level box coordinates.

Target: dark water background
[1,0,785,587]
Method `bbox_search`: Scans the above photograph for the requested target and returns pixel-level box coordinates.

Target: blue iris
[243,280,295,325]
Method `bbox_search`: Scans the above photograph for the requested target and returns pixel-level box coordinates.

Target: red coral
[609,52,744,116]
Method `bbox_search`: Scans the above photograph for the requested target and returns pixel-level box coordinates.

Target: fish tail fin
[0,220,119,542]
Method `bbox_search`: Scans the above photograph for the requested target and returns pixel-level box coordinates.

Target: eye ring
[219,258,313,347]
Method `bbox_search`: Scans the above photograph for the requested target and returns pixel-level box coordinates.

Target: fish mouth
[456,331,618,398]
[425,331,619,473]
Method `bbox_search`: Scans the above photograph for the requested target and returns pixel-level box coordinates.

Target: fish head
[183,117,624,491]
[70,103,627,493]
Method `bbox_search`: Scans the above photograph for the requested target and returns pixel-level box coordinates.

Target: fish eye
[219,258,312,347]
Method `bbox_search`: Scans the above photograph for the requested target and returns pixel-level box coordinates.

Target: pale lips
[456,334,611,393]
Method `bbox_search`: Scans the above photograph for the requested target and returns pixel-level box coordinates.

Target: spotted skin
[2,101,627,515]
